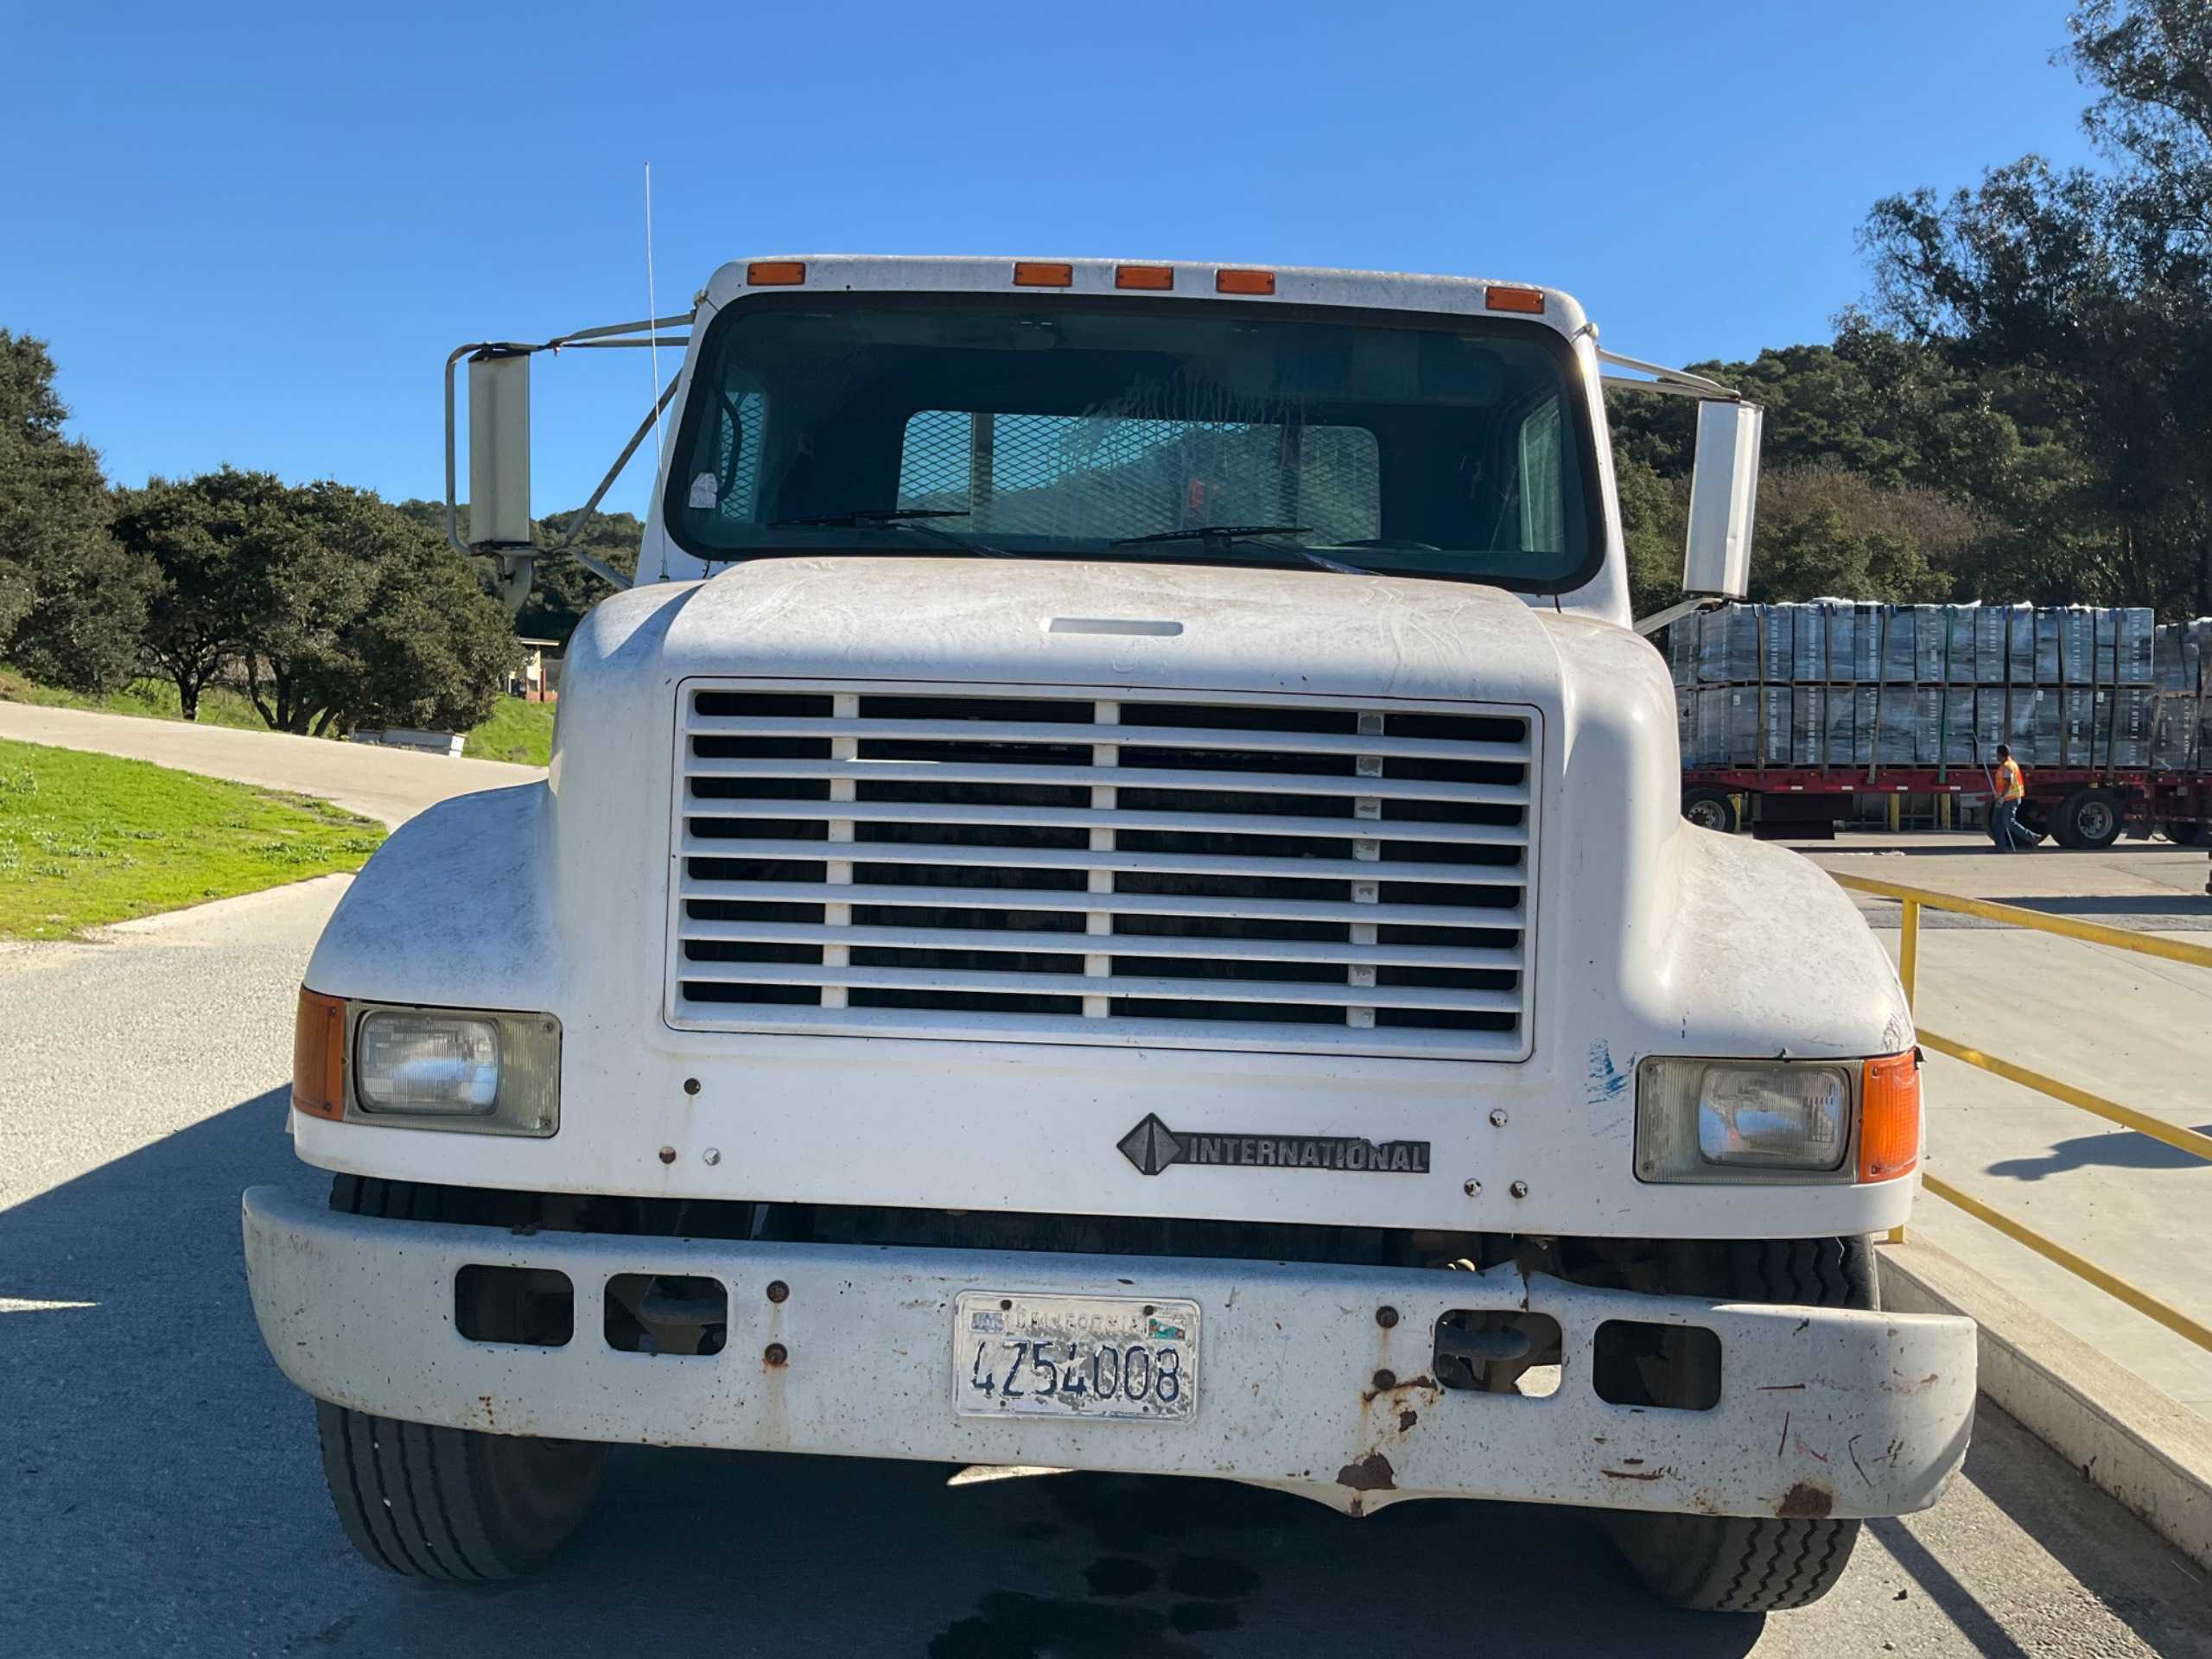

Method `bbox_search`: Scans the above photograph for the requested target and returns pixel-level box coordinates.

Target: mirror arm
[442,315,694,598]
[1596,349,1742,402]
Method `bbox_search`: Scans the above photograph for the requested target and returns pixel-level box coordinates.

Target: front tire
[2052,788,2120,850]
[1601,1238,1875,1613]
[314,1176,605,1580]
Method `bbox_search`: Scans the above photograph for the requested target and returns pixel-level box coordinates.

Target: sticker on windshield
[688,473,719,508]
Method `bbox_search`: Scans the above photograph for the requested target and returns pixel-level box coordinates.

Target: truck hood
[650,556,1567,706]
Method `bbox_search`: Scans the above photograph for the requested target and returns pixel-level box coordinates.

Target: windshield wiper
[769,507,1010,557]
[1108,524,1362,575]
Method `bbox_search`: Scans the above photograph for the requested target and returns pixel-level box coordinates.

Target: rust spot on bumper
[1336,1452,1396,1492]
[1777,1480,1834,1519]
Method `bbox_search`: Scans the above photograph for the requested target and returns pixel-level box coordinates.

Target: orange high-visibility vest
[1997,758,2025,801]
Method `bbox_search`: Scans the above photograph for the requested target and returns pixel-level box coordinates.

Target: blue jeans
[1992,798,2035,851]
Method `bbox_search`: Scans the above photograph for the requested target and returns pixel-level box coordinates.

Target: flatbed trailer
[1681,763,2212,849]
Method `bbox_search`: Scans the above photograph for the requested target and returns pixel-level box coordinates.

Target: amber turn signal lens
[293,988,346,1122]
[1115,264,1174,290]
[1859,1050,1921,1182]
[1013,261,1074,287]
[1484,285,1546,315]
[1216,269,1276,296]
[746,260,807,286]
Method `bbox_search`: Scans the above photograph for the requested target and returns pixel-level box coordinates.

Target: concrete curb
[1881,1236,2212,1573]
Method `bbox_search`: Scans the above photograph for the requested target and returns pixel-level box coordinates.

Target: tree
[0,332,148,690]
[239,482,517,736]
[111,467,289,719]
[395,499,642,643]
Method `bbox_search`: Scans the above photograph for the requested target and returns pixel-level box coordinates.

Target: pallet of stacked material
[2094,687,2152,768]
[2008,607,2038,684]
[1995,686,2049,763]
[1973,686,2007,764]
[2120,608,2154,683]
[1761,685,1792,765]
[1760,606,1793,682]
[1874,689,1916,763]
[1793,603,1829,682]
[1898,687,1943,764]
[1695,686,1758,766]
[1974,606,2009,683]
[1853,686,1879,765]
[2062,608,2097,684]
[1944,605,1977,683]
[1676,689,1697,763]
[2094,609,2117,683]
[1824,687,1857,766]
[1850,603,1883,681]
[1941,687,1977,766]
[2151,696,2197,770]
[2061,688,2097,766]
[2034,611,2063,683]
[1667,615,1695,688]
[1791,687,1825,765]
[1698,605,1760,683]
[1912,605,1947,681]
[1880,606,1916,683]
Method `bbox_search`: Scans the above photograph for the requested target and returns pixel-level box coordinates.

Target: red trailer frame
[1681,764,2212,849]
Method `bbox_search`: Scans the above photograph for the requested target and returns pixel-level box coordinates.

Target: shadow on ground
[1986,1128,2212,1179]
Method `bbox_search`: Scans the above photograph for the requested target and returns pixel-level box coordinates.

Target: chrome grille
[667,683,1539,1059]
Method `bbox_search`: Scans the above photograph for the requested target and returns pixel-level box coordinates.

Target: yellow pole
[1897,899,1919,1010]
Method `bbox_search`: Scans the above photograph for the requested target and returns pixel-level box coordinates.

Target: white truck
[242,256,1974,1612]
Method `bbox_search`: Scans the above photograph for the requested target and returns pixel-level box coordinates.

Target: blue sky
[4,1,2099,518]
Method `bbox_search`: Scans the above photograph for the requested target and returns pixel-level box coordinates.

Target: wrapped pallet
[1945,605,1977,683]
[1825,687,1858,766]
[2062,608,2096,684]
[1762,685,1792,766]
[2120,608,2154,684]
[2094,687,2151,768]
[1792,602,1827,682]
[1881,607,1916,683]
[1942,687,1977,767]
[2008,606,2037,684]
[1974,607,2008,684]
[2152,696,2198,771]
[1792,687,1825,766]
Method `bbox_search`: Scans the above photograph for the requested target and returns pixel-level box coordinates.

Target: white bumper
[242,1185,1974,1520]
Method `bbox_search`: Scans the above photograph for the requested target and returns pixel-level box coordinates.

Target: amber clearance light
[1484,285,1546,315]
[293,988,346,1122]
[746,260,807,287]
[1859,1050,1922,1182]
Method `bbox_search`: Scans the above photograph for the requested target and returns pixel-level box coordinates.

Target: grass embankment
[0,671,556,766]
[0,739,386,940]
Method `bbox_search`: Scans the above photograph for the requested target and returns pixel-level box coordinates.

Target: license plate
[955,1292,1199,1422]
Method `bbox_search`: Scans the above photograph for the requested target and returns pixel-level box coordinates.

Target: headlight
[1636,1058,1853,1183]
[291,991,559,1136]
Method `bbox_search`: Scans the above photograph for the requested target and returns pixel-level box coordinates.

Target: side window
[1516,395,1564,553]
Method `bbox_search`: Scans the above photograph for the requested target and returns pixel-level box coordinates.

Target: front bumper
[242,1185,1975,1519]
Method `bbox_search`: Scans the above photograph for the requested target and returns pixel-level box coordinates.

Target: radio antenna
[644,161,671,579]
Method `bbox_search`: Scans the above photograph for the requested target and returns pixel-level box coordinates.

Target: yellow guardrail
[1828,873,2212,1356]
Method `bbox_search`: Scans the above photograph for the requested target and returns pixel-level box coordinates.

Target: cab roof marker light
[1013,262,1074,288]
[1484,285,1546,315]
[1216,269,1276,296]
[1115,264,1174,290]
[747,261,807,287]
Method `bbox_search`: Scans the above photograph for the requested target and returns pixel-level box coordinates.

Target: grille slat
[669,684,1538,1061]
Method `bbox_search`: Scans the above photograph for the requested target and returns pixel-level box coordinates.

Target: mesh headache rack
[666,684,1539,1060]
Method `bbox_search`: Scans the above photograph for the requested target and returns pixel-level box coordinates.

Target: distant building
[513,638,562,702]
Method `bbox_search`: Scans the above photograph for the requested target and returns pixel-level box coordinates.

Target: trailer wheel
[1681,789,1739,835]
[2165,821,2209,848]
[2052,789,2120,851]
[2011,799,2050,845]
[314,1177,605,1580]
[1600,1239,1875,1613]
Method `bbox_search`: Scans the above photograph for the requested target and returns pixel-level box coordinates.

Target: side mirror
[1681,400,1762,598]
[467,347,533,551]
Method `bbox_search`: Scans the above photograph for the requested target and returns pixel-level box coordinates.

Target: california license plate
[955,1292,1199,1422]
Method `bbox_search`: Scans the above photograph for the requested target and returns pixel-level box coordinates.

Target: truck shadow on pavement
[1986,1127,2212,1179]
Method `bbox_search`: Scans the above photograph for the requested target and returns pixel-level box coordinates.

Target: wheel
[2164,821,2209,848]
[1601,1238,1875,1613]
[2011,800,2050,845]
[1681,788,1739,835]
[2053,789,2120,851]
[314,1176,605,1580]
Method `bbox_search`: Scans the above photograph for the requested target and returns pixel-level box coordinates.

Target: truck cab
[243,256,1974,1612]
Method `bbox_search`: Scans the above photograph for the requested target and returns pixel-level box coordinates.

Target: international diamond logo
[1117,1114,1184,1177]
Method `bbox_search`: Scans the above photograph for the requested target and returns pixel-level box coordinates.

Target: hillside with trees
[2,0,2208,709]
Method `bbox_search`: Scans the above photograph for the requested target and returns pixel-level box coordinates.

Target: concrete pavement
[1794,833,2212,1417]
[5,878,2210,1656]
[0,701,541,827]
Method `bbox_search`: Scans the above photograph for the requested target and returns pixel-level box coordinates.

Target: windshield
[664,293,1600,588]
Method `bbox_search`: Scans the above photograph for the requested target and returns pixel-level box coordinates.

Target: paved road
[6,880,2212,1657]
[0,702,539,827]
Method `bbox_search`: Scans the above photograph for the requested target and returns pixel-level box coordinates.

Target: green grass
[0,739,387,940]
[461,696,556,765]
[0,671,556,765]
